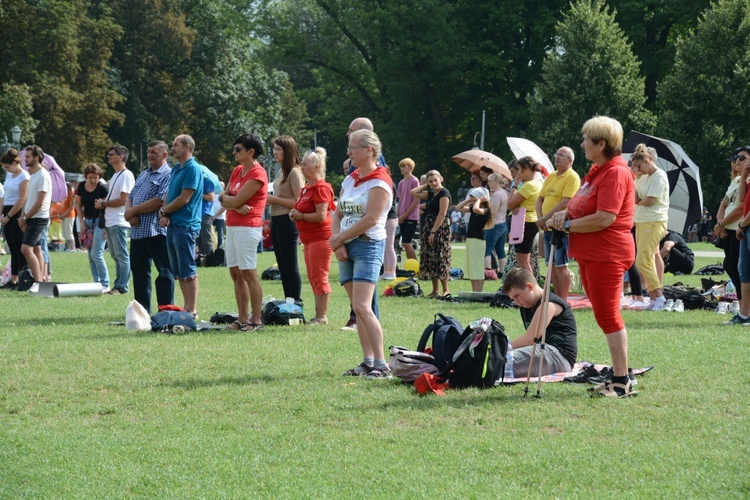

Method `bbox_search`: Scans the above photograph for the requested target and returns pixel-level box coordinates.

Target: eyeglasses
[346,146,368,153]
[553,153,571,159]
[233,146,245,153]
[107,152,120,157]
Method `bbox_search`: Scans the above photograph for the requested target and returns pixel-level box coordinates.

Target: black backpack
[261,266,281,280]
[393,279,423,297]
[417,313,464,371]
[438,318,508,389]
[150,310,198,333]
[261,299,306,325]
[202,248,226,267]
[16,266,34,292]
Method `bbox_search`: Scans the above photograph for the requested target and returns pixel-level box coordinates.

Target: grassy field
[1,242,748,497]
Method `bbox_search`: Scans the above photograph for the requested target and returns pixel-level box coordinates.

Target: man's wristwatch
[563,220,572,233]
[159,208,166,218]
[102,200,107,208]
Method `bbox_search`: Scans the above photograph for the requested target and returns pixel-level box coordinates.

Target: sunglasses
[733,155,749,162]
[233,146,245,153]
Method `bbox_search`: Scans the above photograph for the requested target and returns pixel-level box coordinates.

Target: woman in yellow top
[506,156,543,273]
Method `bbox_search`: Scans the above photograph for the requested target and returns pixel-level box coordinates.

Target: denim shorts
[22,217,48,247]
[166,226,199,279]
[543,231,570,267]
[338,237,386,285]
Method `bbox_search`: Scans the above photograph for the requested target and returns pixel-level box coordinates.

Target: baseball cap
[726,145,750,161]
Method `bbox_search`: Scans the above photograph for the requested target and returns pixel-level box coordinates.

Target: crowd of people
[2,113,736,398]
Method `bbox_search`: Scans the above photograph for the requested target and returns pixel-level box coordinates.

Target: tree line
[1,0,748,211]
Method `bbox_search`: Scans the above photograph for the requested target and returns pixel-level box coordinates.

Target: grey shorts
[510,344,572,378]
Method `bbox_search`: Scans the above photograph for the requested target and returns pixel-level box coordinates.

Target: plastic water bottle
[725,280,736,299]
[504,342,514,380]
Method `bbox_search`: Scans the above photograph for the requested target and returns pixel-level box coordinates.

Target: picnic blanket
[567,294,592,310]
[503,361,654,384]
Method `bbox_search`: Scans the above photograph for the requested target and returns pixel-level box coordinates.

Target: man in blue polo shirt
[125,140,174,312]
[159,134,203,318]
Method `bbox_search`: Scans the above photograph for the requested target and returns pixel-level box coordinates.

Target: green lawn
[0,242,748,497]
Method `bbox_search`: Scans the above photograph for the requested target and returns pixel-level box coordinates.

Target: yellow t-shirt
[540,168,581,216]
[518,179,542,222]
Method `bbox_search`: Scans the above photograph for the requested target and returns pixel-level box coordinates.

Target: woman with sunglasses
[714,146,750,303]
[266,136,304,301]
[1,149,29,289]
[220,134,268,331]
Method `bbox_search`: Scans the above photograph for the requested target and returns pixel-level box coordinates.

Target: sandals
[308,317,328,325]
[342,363,373,377]
[225,320,248,331]
[593,378,638,398]
[240,322,263,332]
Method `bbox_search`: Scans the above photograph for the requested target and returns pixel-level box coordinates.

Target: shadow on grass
[160,374,276,390]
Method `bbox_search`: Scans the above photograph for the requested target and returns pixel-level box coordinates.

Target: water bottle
[725,280,736,299]
[504,342,514,380]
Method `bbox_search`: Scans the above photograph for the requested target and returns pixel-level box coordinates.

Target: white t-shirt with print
[339,175,392,241]
[104,168,136,227]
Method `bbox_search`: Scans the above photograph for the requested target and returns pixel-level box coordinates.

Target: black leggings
[2,206,26,276]
[271,214,302,301]
[723,231,741,300]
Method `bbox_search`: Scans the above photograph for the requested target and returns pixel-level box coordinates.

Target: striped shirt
[128,164,171,239]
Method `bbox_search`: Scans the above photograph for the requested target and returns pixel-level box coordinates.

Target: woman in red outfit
[549,116,636,398]
[289,148,335,324]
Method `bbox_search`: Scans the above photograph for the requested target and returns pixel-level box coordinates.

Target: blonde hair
[582,116,623,159]
[399,157,415,170]
[630,143,653,165]
[487,172,507,189]
[425,169,442,181]
[302,147,328,177]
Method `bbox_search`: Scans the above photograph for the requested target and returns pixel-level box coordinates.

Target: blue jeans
[738,235,750,283]
[339,238,384,318]
[213,218,226,249]
[130,235,174,312]
[484,222,508,260]
[166,226,199,279]
[85,218,110,287]
[106,225,130,292]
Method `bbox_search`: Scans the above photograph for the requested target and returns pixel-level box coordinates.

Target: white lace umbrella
[506,137,553,177]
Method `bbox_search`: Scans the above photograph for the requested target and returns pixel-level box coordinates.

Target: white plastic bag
[125,300,151,330]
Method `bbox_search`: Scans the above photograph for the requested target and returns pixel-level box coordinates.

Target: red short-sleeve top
[294,179,335,244]
[226,163,268,227]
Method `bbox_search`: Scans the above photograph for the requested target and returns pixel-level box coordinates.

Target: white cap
[468,187,488,199]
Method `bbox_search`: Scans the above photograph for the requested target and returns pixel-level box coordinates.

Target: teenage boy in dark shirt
[502,267,578,377]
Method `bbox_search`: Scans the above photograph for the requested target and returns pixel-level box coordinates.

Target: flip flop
[225,320,248,331]
[241,323,263,332]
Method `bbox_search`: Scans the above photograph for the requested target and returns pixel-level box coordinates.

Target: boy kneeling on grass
[502,267,578,377]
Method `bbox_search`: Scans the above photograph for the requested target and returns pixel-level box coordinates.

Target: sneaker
[629,300,647,309]
[716,302,729,314]
[563,364,600,384]
[365,367,393,380]
[587,366,614,385]
[649,298,667,311]
[340,318,357,331]
[101,287,111,294]
[28,282,40,294]
[721,314,750,326]
[595,378,638,398]
[663,299,675,312]
[379,273,397,280]
[672,299,684,313]
[0,281,18,290]
[729,300,740,315]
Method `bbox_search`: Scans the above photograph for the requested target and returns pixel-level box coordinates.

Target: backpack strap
[417,313,441,352]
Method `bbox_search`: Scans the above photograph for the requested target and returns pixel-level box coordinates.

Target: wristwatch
[563,220,572,233]
[159,208,166,218]
[101,200,107,208]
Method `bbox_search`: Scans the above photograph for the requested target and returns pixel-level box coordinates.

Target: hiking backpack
[393,278,423,297]
[150,310,198,333]
[417,313,464,371]
[387,346,440,382]
[438,317,508,389]
[261,266,281,280]
[261,299,306,325]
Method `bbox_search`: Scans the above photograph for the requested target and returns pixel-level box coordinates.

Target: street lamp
[472,132,481,150]
[10,125,21,146]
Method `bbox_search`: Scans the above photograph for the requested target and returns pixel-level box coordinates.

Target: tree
[0,83,38,146]
[528,0,655,171]
[658,0,750,212]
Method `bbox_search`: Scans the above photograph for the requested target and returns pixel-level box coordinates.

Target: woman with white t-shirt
[331,130,393,380]
[1,149,29,289]
[631,143,670,310]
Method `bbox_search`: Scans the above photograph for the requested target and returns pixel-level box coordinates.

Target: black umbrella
[623,131,704,235]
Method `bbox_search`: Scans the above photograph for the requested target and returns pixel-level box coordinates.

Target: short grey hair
[176,134,195,152]
[349,130,381,158]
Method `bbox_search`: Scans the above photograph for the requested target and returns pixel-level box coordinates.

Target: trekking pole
[523,229,560,398]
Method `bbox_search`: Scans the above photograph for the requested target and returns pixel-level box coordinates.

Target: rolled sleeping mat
[53,283,104,298]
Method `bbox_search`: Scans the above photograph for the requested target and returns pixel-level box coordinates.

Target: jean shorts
[338,237,386,285]
[22,217,48,247]
[166,226,199,279]
[739,235,750,283]
[543,231,570,267]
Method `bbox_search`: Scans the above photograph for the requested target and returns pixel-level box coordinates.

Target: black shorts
[399,220,418,244]
[22,217,49,247]
[513,221,539,254]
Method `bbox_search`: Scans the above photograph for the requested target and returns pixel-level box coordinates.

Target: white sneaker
[649,298,667,311]
[672,299,684,312]
[28,282,40,294]
[663,299,675,312]
[379,274,397,280]
[629,300,647,310]
[717,302,729,314]
[729,300,740,315]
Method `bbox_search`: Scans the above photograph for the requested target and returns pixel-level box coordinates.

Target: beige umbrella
[451,149,512,180]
